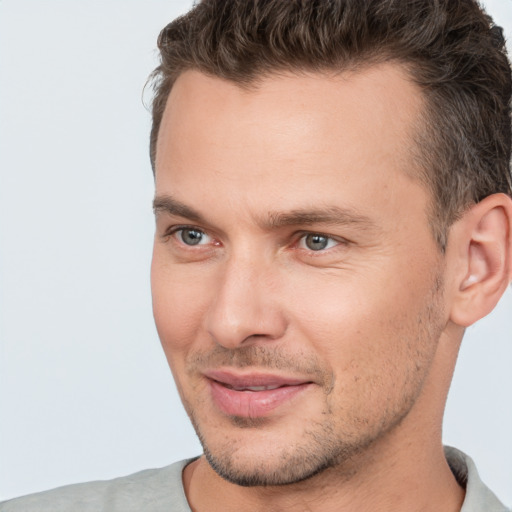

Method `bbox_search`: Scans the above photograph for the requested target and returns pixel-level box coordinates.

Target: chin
[204,448,338,487]
[192,412,371,487]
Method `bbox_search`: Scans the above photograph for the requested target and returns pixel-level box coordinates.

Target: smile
[205,370,313,418]
[224,384,282,391]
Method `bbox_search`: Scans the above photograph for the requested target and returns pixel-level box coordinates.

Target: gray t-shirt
[0,447,509,511]
[0,458,194,512]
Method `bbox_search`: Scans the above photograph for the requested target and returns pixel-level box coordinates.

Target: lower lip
[209,380,311,418]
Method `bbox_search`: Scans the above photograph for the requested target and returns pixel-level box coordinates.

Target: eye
[298,233,339,251]
[175,228,211,246]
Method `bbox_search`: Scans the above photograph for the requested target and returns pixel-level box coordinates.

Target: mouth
[204,370,313,418]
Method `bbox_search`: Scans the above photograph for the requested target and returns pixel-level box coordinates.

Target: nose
[204,254,287,349]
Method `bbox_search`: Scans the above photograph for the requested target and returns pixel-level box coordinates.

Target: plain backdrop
[0,0,511,505]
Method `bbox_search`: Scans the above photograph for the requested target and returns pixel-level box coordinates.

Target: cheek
[151,250,212,356]
[291,267,439,399]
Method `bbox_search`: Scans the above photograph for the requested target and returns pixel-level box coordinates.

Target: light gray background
[0,0,511,505]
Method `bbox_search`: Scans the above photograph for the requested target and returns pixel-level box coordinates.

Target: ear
[448,193,512,327]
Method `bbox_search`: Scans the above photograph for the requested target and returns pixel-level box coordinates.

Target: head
[149,0,512,488]
[149,0,512,249]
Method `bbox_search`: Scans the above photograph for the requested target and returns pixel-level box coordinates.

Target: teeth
[230,385,281,391]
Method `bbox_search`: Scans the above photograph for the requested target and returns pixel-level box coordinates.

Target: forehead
[154,65,428,226]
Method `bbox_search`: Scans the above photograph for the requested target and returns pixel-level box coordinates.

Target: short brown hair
[149,0,512,248]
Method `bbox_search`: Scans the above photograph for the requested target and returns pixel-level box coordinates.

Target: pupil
[181,229,203,245]
[306,234,328,251]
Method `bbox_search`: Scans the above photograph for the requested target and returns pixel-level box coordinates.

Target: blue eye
[299,233,338,251]
[178,228,209,246]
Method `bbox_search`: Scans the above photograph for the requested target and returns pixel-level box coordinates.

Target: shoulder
[445,446,511,512]
[0,458,196,512]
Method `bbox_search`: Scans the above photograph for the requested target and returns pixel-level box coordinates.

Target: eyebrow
[263,207,376,230]
[153,195,205,223]
[153,194,377,231]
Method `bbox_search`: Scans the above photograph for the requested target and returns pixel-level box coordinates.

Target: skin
[150,65,506,511]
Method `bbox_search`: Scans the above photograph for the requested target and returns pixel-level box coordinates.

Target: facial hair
[177,273,446,487]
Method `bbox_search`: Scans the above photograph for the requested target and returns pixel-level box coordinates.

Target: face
[151,66,447,486]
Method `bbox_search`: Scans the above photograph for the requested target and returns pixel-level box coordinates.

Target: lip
[205,370,313,418]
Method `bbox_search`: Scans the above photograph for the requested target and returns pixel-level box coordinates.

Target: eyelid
[164,224,200,236]
[164,224,213,246]
[295,231,349,252]
[160,224,349,253]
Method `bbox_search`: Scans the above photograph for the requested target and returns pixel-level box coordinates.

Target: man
[1,0,511,511]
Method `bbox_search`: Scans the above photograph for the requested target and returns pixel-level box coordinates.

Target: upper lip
[204,369,312,389]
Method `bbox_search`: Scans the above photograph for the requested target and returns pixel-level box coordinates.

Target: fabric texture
[0,459,195,512]
[445,447,510,512]
[1,448,509,511]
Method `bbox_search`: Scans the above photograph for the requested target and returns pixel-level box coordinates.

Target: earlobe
[449,193,512,327]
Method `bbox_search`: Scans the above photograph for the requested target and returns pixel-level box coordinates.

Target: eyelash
[163,225,347,254]
[295,232,343,252]
[164,225,214,246]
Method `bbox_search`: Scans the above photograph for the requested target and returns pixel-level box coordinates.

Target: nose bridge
[205,247,286,348]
